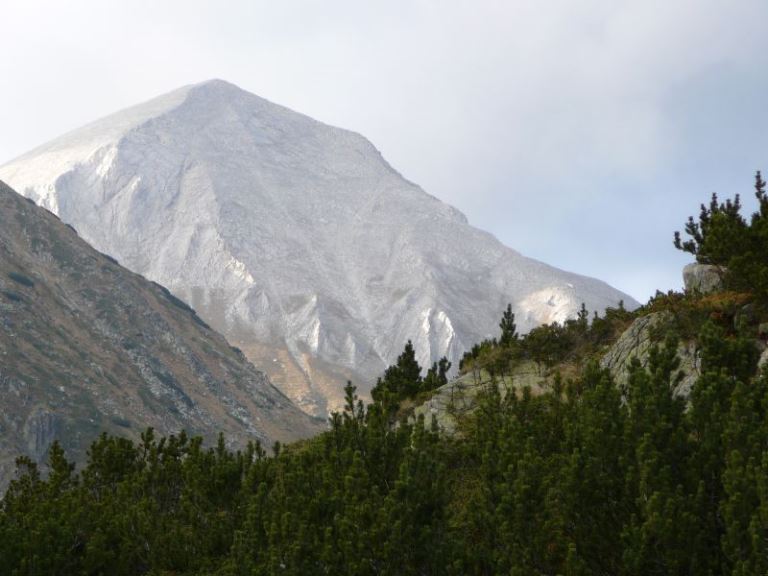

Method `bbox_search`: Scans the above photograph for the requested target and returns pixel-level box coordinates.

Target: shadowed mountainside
[0,180,323,488]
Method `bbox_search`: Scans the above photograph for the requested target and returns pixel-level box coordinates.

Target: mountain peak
[182,78,291,118]
[191,78,245,92]
[0,85,638,416]
[184,78,256,104]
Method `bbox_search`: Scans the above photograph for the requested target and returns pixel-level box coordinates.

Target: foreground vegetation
[2,174,768,575]
[2,327,766,575]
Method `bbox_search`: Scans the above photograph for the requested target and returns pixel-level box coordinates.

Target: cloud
[2,0,768,302]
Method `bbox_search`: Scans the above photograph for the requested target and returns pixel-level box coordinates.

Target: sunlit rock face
[0,79,637,415]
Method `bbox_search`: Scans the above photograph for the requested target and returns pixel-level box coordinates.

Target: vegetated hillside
[2,174,767,575]
[0,180,323,489]
[0,79,637,416]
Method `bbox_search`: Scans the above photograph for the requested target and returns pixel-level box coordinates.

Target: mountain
[0,79,638,415]
[0,180,322,488]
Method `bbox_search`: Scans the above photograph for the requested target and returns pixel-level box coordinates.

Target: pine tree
[499,303,518,347]
[371,340,423,407]
[721,367,768,574]
[382,417,448,574]
[423,356,451,393]
[622,338,695,575]
[673,191,747,263]
[674,171,768,300]
[557,363,627,573]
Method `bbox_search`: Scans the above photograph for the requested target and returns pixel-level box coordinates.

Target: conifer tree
[674,171,768,300]
[371,340,422,407]
[423,356,451,393]
[622,338,695,575]
[721,367,768,574]
[499,303,518,347]
[557,363,627,574]
[673,192,747,263]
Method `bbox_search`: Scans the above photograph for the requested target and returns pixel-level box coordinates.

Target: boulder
[683,263,725,294]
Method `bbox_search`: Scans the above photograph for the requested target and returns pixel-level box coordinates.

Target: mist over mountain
[0,79,637,415]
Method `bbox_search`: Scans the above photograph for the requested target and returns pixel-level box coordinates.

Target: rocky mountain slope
[0,181,322,488]
[0,79,638,415]
[412,265,761,434]
[413,311,700,435]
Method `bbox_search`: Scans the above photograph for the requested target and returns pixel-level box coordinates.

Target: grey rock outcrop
[599,311,700,397]
[411,360,549,434]
[683,263,725,294]
[414,311,708,437]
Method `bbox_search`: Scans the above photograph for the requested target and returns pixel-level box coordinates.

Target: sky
[2,0,768,304]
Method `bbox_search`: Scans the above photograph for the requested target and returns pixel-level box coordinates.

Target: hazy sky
[2,0,768,303]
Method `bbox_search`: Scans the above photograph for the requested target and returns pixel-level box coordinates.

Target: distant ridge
[0,180,322,488]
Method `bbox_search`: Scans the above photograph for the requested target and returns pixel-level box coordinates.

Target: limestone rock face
[683,263,725,294]
[0,79,637,416]
[599,311,700,397]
